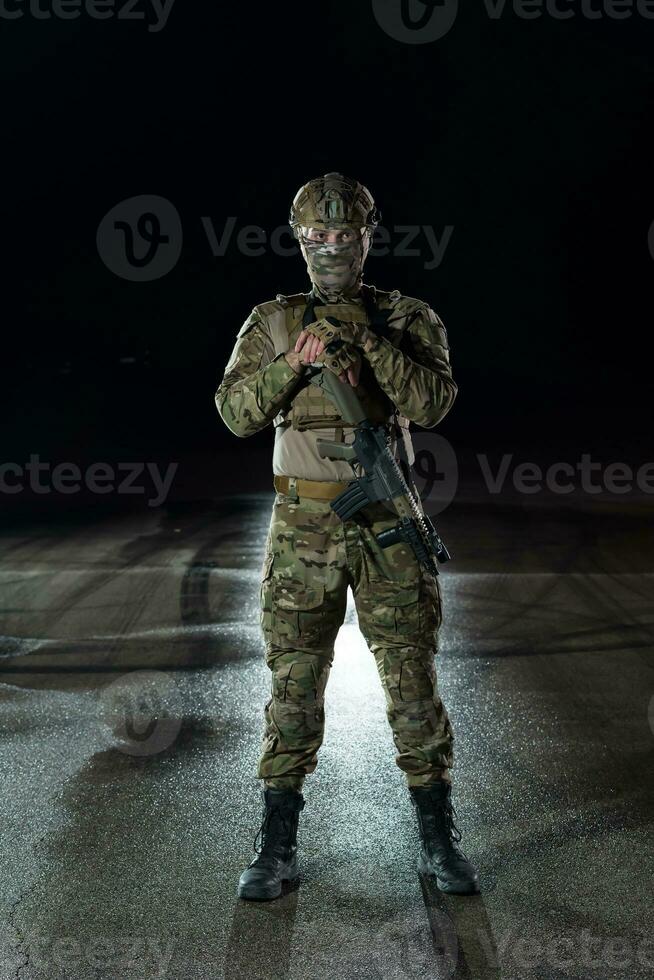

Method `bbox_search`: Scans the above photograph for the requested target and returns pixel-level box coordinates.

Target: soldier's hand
[294,331,326,365]
[317,338,362,386]
[304,316,375,351]
[295,334,361,388]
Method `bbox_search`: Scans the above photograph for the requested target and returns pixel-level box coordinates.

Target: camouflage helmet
[289,172,380,236]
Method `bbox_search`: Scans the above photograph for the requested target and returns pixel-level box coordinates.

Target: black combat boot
[237,788,305,901]
[410,782,480,895]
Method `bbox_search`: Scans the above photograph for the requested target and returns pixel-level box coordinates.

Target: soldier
[216,173,479,901]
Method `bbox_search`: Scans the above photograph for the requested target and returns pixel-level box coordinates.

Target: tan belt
[273,475,350,500]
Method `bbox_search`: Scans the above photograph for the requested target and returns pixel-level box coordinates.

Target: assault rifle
[307,365,451,576]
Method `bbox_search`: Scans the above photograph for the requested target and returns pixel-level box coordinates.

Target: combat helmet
[289,172,380,235]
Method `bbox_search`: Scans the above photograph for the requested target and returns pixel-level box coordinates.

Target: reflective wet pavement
[1,494,653,979]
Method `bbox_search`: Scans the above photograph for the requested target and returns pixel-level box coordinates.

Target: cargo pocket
[367,584,421,638]
[398,659,435,702]
[272,581,326,644]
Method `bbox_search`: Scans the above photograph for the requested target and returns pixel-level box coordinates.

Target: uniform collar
[310,285,366,307]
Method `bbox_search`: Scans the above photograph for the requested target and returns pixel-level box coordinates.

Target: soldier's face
[304,227,359,245]
[300,226,370,300]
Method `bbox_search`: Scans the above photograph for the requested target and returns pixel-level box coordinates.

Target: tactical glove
[302,318,361,382]
[304,316,374,351]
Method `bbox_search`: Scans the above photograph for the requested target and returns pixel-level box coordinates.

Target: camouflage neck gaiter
[300,238,366,303]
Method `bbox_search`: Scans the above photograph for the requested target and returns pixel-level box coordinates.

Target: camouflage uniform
[216,284,458,791]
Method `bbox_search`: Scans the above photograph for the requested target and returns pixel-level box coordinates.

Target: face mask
[300,235,367,302]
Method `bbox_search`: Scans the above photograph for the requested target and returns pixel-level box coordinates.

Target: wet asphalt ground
[1,492,653,980]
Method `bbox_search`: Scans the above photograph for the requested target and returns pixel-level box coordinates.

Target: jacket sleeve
[362,305,457,427]
[215,308,305,437]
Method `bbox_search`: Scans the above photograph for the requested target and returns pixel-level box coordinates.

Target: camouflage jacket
[215,285,457,482]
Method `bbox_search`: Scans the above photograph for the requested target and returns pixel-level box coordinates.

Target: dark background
[1,1,653,514]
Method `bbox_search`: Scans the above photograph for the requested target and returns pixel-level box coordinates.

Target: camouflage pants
[258,490,454,791]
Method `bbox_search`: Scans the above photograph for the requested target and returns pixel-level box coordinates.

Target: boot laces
[438,797,463,844]
[421,791,463,844]
[253,805,295,856]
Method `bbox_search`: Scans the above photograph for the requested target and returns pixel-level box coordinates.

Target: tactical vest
[265,285,414,462]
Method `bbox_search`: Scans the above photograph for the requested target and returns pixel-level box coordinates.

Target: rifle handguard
[306,366,452,572]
